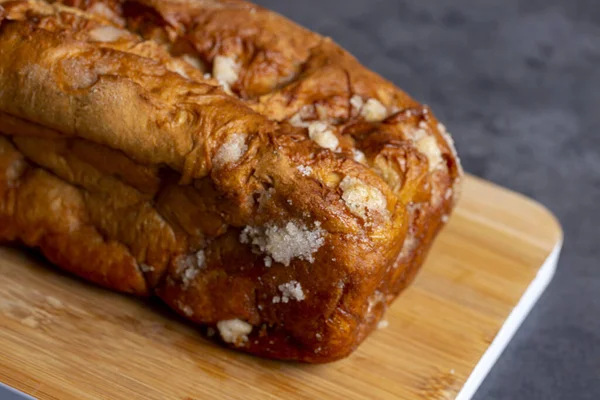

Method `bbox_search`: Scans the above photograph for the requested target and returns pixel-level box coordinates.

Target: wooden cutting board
[0,175,562,400]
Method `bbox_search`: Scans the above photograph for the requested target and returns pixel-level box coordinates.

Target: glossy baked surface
[0,0,461,362]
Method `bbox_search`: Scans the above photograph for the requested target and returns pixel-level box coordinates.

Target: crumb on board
[45,296,63,309]
[20,316,39,329]
[377,320,389,330]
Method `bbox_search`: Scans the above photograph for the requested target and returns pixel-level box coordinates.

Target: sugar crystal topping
[214,133,247,167]
[276,280,305,303]
[240,221,325,266]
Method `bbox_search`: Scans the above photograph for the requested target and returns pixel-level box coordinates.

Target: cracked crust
[0,0,462,362]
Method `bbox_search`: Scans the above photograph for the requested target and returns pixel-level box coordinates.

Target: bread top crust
[0,0,462,361]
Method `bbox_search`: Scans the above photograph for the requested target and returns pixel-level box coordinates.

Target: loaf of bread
[0,0,462,362]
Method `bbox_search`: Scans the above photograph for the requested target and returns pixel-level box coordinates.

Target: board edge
[455,237,563,400]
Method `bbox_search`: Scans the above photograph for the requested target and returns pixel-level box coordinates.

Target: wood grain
[0,175,562,400]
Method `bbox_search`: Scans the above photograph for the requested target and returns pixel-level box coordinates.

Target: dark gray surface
[254,1,600,399]
[0,383,34,400]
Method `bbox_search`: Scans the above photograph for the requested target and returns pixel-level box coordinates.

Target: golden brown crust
[0,0,462,362]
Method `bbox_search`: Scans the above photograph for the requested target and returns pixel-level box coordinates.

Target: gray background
[254,0,600,399]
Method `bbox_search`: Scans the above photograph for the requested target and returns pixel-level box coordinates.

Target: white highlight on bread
[339,176,388,220]
[361,98,388,122]
[289,108,339,151]
[315,104,329,121]
[214,133,247,167]
[213,55,239,92]
[308,121,339,151]
[350,95,364,112]
[196,250,205,269]
[182,53,206,71]
[398,234,418,260]
[140,263,154,273]
[289,105,314,128]
[240,221,325,266]
[437,123,453,147]
[353,149,367,164]
[89,25,127,43]
[416,135,443,171]
[88,2,120,21]
[366,290,385,315]
[167,60,190,79]
[437,122,462,169]
[217,319,253,346]
[289,113,307,128]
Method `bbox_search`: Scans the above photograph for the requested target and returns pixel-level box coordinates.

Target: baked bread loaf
[0,0,462,362]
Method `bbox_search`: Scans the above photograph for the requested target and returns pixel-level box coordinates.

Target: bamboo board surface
[0,175,563,400]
